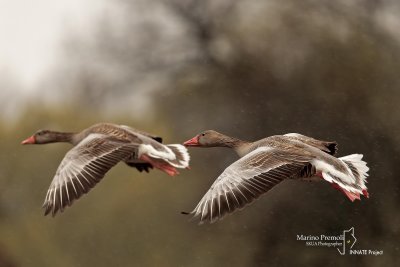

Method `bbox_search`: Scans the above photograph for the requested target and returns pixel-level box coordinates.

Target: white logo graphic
[337,227,357,255]
[296,227,383,256]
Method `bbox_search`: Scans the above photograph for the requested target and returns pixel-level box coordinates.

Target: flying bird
[21,123,190,216]
[183,130,369,223]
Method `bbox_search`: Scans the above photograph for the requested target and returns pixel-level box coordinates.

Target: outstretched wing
[188,147,312,223]
[120,125,162,143]
[284,133,337,155]
[43,134,137,216]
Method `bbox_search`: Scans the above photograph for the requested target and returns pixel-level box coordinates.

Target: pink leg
[319,172,363,201]
[362,189,369,198]
[139,154,179,176]
[330,183,361,202]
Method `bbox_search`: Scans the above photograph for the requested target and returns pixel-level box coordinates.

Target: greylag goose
[21,123,190,216]
[183,131,369,223]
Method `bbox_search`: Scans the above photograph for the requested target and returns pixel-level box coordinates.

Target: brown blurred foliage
[1,0,399,266]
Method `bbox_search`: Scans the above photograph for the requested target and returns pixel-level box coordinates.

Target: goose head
[21,130,68,145]
[184,130,235,147]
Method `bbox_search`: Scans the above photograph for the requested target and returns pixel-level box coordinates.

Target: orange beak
[183,136,200,146]
[21,135,35,145]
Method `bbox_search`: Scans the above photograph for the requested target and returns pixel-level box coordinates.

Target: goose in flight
[183,131,369,223]
[22,123,190,216]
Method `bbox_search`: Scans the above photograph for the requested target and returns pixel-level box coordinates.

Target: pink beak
[21,135,35,145]
[183,136,200,146]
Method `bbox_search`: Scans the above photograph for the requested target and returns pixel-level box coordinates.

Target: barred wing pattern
[284,133,338,155]
[189,147,312,223]
[43,134,137,216]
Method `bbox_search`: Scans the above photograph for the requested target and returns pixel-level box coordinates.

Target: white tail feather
[166,144,190,168]
[312,154,369,198]
[138,143,190,169]
[339,154,369,190]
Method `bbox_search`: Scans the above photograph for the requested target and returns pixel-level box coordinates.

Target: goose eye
[201,133,206,136]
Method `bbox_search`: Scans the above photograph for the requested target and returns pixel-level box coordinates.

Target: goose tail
[166,144,190,169]
[313,154,369,201]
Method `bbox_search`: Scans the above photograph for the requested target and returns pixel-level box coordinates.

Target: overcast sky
[0,0,109,90]
[1,0,400,94]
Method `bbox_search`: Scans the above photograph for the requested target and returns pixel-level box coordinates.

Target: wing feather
[43,134,137,216]
[188,147,312,223]
[284,133,337,155]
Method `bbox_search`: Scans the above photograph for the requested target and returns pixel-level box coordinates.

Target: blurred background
[0,0,399,266]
